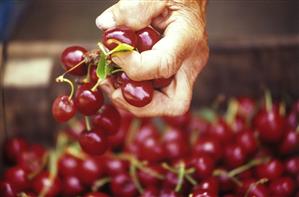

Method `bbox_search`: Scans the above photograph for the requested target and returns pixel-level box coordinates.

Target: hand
[96,0,209,117]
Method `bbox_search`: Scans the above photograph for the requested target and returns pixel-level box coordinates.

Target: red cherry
[32,171,61,197]
[103,26,137,50]
[255,159,284,180]
[121,79,154,107]
[278,127,299,155]
[236,96,256,118]
[235,129,258,156]
[138,136,165,162]
[75,83,104,115]
[79,130,108,155]
[193,137,223,161]
[58,153,80,177]
[136,26,161,52]
[83,192,109,197]
[269,177,295,197]
[152,76,173,89]
[137,164,165,188]
[3,137,29,164]
[52,95,76,122]
[243,181,269,197]
[110,173,138,197]
[0,181,16,197]
[163,111,191,129]
[61,46,88,76]
[78,157,103,185]
[159,188,181,197]
[89,65,99,84]
[133,123,160,144]
[110,71,130,89]
[140,187,159,197]
[224,143,247,168]
[4,166,29,192]
[191,155,215,179]
[206,118,233,144]
[193,177,219,195]
[104,157,129,176]
[61,176,84,196]
[92,104,121,135]
[284,156,299,175]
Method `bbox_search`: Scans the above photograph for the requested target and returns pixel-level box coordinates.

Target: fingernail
[95,10,116,30]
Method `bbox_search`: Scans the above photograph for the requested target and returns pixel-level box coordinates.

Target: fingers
[96,0,167,31]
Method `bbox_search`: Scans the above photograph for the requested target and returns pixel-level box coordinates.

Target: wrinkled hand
[96,0,209,117]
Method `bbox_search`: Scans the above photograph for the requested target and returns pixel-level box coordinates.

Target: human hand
[96,0,209,117]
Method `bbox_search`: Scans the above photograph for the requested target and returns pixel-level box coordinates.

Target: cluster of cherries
[1,95,299,197]
[52,26,172,156]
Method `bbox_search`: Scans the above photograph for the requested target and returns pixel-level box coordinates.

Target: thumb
[96,0,167,30]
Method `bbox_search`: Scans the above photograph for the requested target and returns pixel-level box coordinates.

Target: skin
[96,0,209,117]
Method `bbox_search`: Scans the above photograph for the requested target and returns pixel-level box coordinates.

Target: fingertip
[96,8,116,30]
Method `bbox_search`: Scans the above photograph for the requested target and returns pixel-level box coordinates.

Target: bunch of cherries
[52,26,172,156]
[1,94,299,197]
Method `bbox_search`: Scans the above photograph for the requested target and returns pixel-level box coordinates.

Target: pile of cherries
[2,95,299,197]
[52,26,172,156]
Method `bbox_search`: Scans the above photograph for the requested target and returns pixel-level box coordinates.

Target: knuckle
[158,52,177,79]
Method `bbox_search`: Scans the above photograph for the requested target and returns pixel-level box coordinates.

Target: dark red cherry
[253,107,284,143]
[58,153,80,177]
[92,104,121,135]
[193,177,219,195]
[32,171,61,197]
[0,181,16,197]
[138,136,164,162]
[78,157,103,185]
[224,143,247,168]
[244,183,269,197]
[136,26,161,52]
[137,164,165,188]
[206,118,233,144]
[110,173,138,197]
[103,26,137,50]
[4,166,29,192]
[163,111,191,129]
[235,129,257,156]
[61,46,88,76]
[152,76,173,89]
[52,95,76,122]
[79,130,108,155]
[236,96,256,119]
[3,137,29,164]
[61,176,84,196]
[110,71,130,89]
[284,157,299,175]
[159,188,181,197]
[134,123,160,144]
[191,155,215,179]
[255,159,284,180]
[83,192,109,197]
[104,157,129,176]
[269,177,295,197]
[121,79,154,107]
[193,137,223,161]
[140,187,159,197]
[75,83,104,115]
[89,65,99,84]
[278,128,299,155]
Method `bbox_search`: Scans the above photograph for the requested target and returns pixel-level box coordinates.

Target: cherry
[79,130,108,155]
[104,157,129,176]
[191,191,217,197]
[61,175,84,196]
[236,96,256,119]
[253,107,284,143]
[193,137,223,161]
[278,127,299,155]
[110,173,138,197]
[163,111,191,129]
[235,129,257,156]
[4,166,29,192]
[103,26,137,50]
[89,65,99,84]
[136,26,161,52]
[52,95,76,122]
[121,79,154,107]
[190,155,215,179]
[284,157,299,175]
[152,77,173,89]
[92,104,121,135]
[269,177,295,197]
[78,157,103,185]
[83,192,109,197]
[163,171,189,194]
[245,184,269,197]
[137,135,165,162]
[215,170,236,193]
[140,187,159,197]
[58,153,80,177]
[206,118,233,144]
[133,123,160,144]
[75,83,104,115]
[193,177,219,195]
[3,137,29,164]
[0,181,16,197]
[159,188,181,197]
[61,46,88,76]
[230,115,247,133]
[137,164,165,188]
[110,71,131,89]
[32,171,61,197]
[224,143,247,169]
[255,159,284,180]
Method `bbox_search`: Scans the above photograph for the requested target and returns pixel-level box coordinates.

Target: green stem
[84,116,91,131]
[175,162,185,192]
[130,162,144,194]
[91,78,102,92]
[265,90,272,112]
[83,64,93,83]
[185,174,197,186]
[110,68,124,75]
[97,42,109,56]
[225,98,239,126]
[55,76,75,100]
[244,178,268,197]
[228,157,269,177]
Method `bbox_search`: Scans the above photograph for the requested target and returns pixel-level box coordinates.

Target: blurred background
[0,0,299,145]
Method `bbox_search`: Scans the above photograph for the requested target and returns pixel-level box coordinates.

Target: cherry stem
[110,68,124,75]
[18,193,30,197]
[84,116,91,131]
[65,142,86,160]
[185,174,197,186]
[83,64,93,83]
[175,162,186,192]
[55,76,75,100]
[28,152,49,180]
[129,162,144,194]
[97,42,109,56]
[91,78,102,92]
[213,169,242,187]
[228,157,269,177]
[279,102,286,116]
[225,98,239,126]
[265,90,272,112]
[91,177,110,192]
[244,178,268,197]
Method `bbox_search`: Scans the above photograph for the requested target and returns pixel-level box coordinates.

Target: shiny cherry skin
[235,129,257,156]
[75,83,104,115]
[121,79,154,107]
[140,187,159,197]
[269,177,295,197]
[163,111,191,129]
[137,164,165,188]
[58,153,80,177]
[253,107,284,143]
[206,118,233,144]
[0,181,16,197]
[224,143,247,169]
[32,171,61,197]
[104,157,129,176]
[78,157,103,185]
[136,26,161,52]
[284,156,299,175]
[110,173,138,197]
[159,188,181,197]
[191,155,215,179]
[92,104,121,135]
[52,95,76,122]
[278,127,299,155]
[152,76,173,89]
[4,166,29,192]
[61,46,88,76]
[3,137,29,164]
[255,159,284,180]
[193,137,223,161]
[83,192,109,197]
[61,175,84,196]
[236,96,256,119]
[110,71,131,89]
[193,177,219,195]
[133,123,160,144]
[103,26,137,50]
[241,180,269,197]
[79,130,108,155]
[89,65,99,84]
[138,136,165,162]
